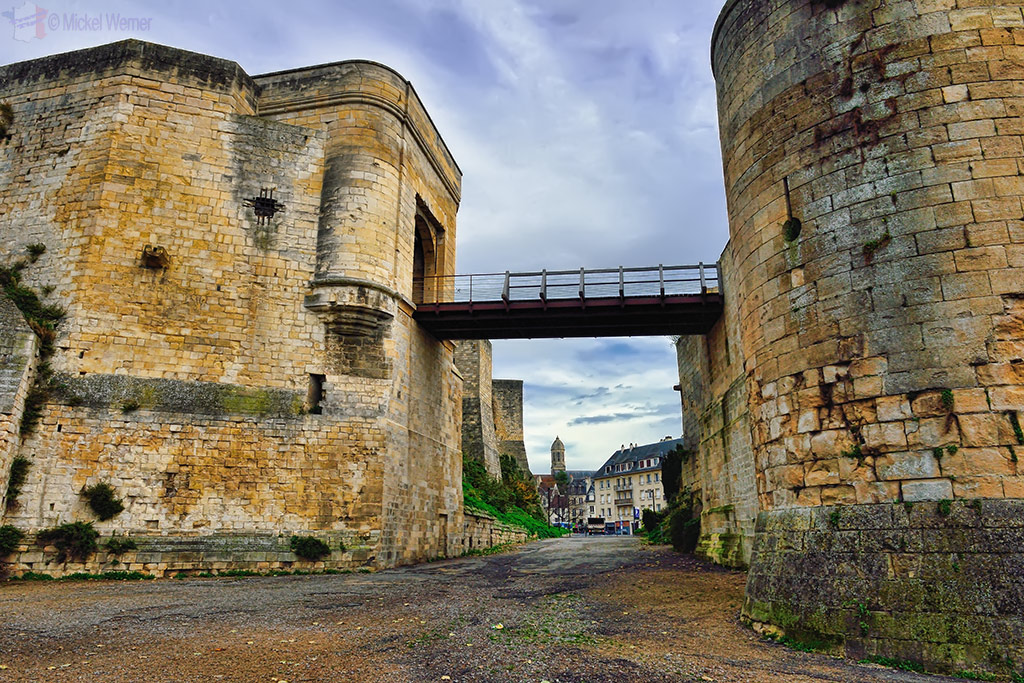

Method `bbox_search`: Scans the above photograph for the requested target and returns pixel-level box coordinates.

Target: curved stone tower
[712,0,1024,674]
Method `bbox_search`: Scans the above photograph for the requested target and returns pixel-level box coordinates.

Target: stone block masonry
[745,500,1024,674]
[676,0,1024,675]
[676,246,758,569]
[462,510,529,552]
[493,379,531,476]
[454,341,502,479]
[0,40,464,574]
[454,342,532,479]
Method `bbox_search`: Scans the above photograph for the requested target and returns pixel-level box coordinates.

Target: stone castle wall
[698,0,1024,674]
[492,379,530,475]
[453,342,531,479]
[713,0,1024,512]
[676,247,758,569]
[0,41,464,573]
[462,510,529,552]
[454,340,501,478]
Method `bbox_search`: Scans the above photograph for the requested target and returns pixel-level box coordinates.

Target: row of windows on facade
[597,472,660,489]
[592,503,663,518]
[601,457,660,476]
[597,489,662,506]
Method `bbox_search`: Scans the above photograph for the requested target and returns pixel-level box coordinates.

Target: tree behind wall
[661,445,691,503]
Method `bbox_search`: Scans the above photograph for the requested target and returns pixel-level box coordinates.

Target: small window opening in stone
[56,423,62,432]
[78,351,84,358]
[308,373,325,415]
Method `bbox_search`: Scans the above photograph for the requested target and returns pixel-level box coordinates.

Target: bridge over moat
[413,263,723,339]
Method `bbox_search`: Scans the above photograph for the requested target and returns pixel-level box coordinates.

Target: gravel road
[0,536,961,682]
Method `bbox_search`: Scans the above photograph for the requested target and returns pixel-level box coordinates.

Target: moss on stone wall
[696,531,747,569]
[51,373,305,418]
[744,501,1024,677]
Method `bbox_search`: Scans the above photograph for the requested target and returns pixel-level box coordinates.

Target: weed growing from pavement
[493,593,600,646]
[859,655,924,673]
[780,635,831,653]
[461,543,514,557]
[171,567,355,580]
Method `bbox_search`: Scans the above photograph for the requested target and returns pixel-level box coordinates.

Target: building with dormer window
[592,436,683,534]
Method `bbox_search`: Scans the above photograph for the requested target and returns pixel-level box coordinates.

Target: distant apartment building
[592,437,683,534]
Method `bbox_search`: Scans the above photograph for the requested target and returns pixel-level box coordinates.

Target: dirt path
[0,536,958,682]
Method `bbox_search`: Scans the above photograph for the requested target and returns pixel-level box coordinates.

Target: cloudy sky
[0,1,730,473]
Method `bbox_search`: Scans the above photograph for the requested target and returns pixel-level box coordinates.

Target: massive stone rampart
[688,0,1024,674]
[0,40,463,573]
[493,379,531,475]
[454,340,502,479]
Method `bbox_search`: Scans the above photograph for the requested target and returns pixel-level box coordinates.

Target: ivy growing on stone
[2,246,64,434]
[782,217,802,242]
[0,101,12,139]
[941,389,955,412]
[863,231,891,262]
[1008,411,1023,446]
[5,455,30,507]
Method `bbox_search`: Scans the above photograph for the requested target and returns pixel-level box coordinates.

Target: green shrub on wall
[644,487,700,553]
[661,445,693,503]
[0,525,24,555]
[37,521,99,562]
[104,537,138,555]
[82,482,125,521]
[0,101,12,138]
[289,535,332,560]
